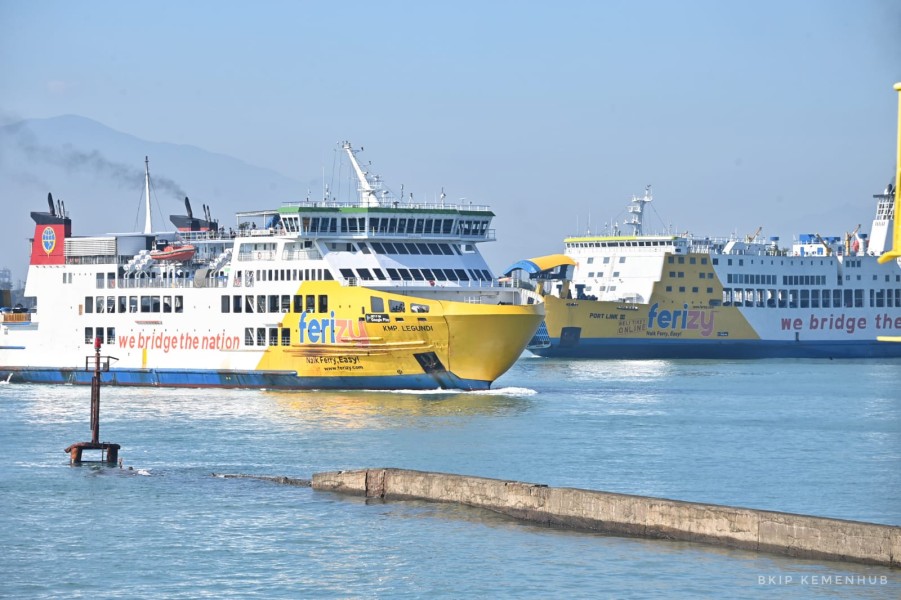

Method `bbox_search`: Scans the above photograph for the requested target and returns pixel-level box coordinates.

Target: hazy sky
[1,1,900,282]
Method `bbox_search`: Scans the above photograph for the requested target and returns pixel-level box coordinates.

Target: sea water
[0,357,899,598]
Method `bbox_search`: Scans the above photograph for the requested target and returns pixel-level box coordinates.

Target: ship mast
[626,186,653,236]
[342,141,380,207]
[143,156,152,234]
[878,83,901,264]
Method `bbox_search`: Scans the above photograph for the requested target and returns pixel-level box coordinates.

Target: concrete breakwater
[312,468,900,568]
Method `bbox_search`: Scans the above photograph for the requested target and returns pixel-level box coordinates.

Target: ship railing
[114,277,230,290]
[281,199,493,212]
[238,250,277,261]
[282,249,322,261]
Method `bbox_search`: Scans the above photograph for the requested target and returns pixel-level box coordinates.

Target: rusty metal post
[90,336,101,445]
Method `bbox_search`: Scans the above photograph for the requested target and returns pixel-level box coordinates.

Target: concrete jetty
[312,468,900,568]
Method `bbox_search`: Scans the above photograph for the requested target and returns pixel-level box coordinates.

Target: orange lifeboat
[150,243,196,262]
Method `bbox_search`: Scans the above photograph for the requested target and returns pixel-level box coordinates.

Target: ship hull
[529,283,901,360]
[2,279,542,391]
[0,367,494,390]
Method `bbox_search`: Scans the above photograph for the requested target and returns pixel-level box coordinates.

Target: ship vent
[413,351,447,374]
[64,237,116,257]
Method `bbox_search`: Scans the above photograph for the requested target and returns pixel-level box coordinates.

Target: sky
[1,0,900,284]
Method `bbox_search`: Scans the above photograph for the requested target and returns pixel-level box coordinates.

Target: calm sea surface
[1,357,899,598]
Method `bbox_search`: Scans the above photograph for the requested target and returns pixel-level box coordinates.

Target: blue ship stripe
[0,367,490,391]
[532,338,901,359]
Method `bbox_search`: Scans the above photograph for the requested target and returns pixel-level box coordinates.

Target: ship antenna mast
[342,141,380,207]
[143,156,152,234]
[626,185,653,236]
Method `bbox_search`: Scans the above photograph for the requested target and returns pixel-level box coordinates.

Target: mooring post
[64,337,120,464]
[90,336,101,445]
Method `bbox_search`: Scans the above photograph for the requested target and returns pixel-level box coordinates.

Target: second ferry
[510,83,901,360]
[0,143,543,390]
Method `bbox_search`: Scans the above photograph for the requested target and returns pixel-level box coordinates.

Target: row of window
[721,288,901,309]
[235,268,332,285]
[246,327,292,347]
[370,242,456,256]
[223,294,328,314]
[568,240,677,249]
[84,295,184,314]
[220,294,429,315]
[84,326,116,345]
[338,266,491,283]
[281,215,487,237]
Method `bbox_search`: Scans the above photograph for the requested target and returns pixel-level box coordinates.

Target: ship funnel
[184,197,193,219]
[47,193,55,217]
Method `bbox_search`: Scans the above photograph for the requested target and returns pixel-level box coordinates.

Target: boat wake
[363,386,538,397]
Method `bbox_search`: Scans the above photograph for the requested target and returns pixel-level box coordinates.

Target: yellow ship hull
[254,281,544,390]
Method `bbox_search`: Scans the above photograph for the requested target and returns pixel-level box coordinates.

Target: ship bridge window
[405,243,421,255]
[408,269,424,281]
[118,296,127,313]
[480,269,492,280]
[340,268,355,281]
[257,328,266,345]
[140,297,151,313]
[398,269,413,281]
[268,295,279,312]
[439,244,454,255]
[420,268,436,281]
[426,243,441,254]
[455,269,469,281]
[357,268,374,281]
[371,242,384,253]
[107,297,115,313]
[245,295,255,313]
[233,295,243,313]
[432,269,447,282]
[443,269,458,281]
[389,299,405,313]
[373,269,387,281]
[305,294,315,312]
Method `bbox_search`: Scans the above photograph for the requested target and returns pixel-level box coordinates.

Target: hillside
[0,115,308,282]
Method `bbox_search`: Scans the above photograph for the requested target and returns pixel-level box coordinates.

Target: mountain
[0,115,309,282]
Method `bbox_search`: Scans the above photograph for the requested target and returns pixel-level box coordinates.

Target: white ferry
[510,180,901,359]
[0,143,543,389]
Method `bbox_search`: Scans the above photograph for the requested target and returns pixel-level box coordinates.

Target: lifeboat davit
[150,243,196,262]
